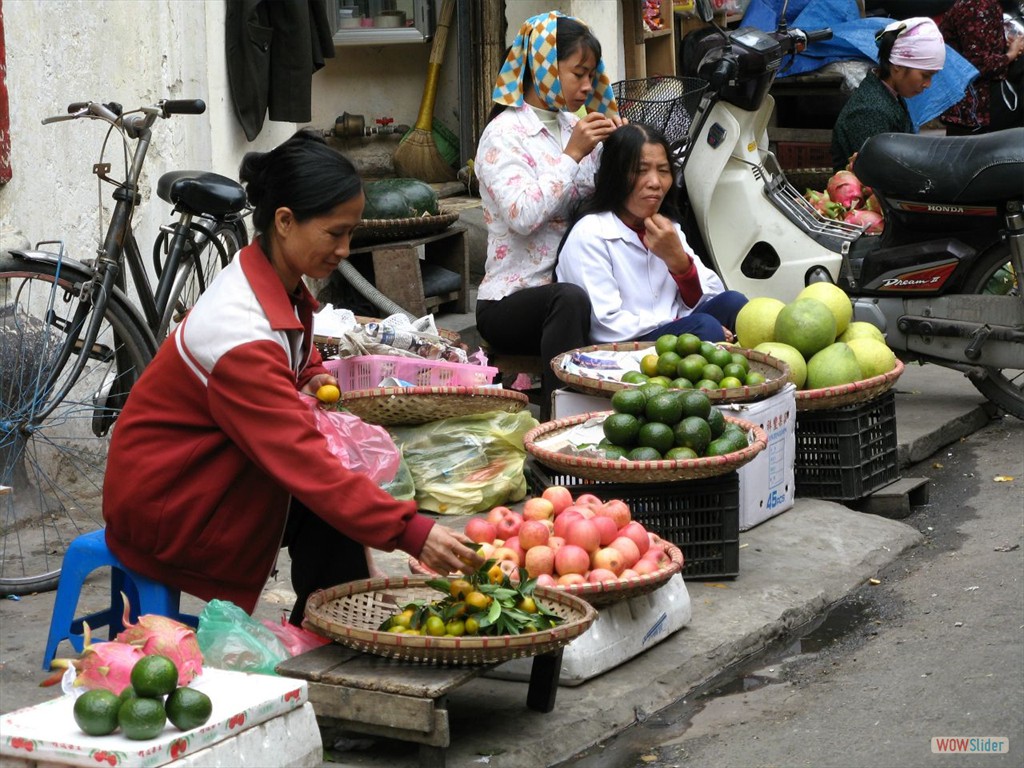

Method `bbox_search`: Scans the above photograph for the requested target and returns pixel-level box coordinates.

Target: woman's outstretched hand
[417,524,485,576]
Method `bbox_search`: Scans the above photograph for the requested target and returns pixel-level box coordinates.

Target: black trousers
[283,499,369,626]
[476,283,591,421]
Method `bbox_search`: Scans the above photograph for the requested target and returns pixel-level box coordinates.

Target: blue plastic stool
[42,529,199,670]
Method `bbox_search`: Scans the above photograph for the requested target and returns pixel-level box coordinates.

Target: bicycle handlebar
[803,28,833,44]
[43,99,205,126]
[162,99,206,116]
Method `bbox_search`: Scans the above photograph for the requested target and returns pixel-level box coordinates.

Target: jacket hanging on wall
[226,0,335,141]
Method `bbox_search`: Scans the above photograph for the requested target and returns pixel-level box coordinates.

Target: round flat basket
[551,342,790,403]
[524,412,767,483]
[337,386,530,426]
[314,316,461,359]
[408,543,684,608]
[303,576,597,665]
[795,359,905,411]
[351,209,460,247]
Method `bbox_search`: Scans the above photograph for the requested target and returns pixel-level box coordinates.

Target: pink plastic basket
[324,355,498,389]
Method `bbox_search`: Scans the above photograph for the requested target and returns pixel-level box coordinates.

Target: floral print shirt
[475,105,603,301]
[939,0,1012,129]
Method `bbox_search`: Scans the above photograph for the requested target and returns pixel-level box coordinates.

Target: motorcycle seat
[853,129,1024,205]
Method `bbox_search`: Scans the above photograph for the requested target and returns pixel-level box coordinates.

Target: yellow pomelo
[805,343,863,389]
[735,297,786,349]
[846,338,896,379]
[837,321,885,344]
[754,342,807,388]
[774,298,837,359]
[797,282,853,336]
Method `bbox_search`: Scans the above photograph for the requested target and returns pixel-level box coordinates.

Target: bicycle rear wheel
[0,255,152,594]
[157,216,248,337]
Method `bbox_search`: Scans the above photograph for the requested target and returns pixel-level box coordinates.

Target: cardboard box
[717,383,797,531]
[487,574,691,686]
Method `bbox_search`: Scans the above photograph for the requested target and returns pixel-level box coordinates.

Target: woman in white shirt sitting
[556,122,746,345]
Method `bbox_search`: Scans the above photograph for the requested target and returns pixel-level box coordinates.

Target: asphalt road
[575,415,1024,768]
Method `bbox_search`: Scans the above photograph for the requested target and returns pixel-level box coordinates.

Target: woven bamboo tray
[524,412,767,483]
[351,209,460,246]
[551,342,790,403]
[408,542,684,608]
[303,576,597,665]
[795,359,905,411]
[337,386,529,426]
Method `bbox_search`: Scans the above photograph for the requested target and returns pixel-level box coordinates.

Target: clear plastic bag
[196,599,289,675]
[303,395,401,485]
[387,411,538,515]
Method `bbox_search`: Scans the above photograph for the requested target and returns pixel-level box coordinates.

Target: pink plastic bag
[261,617,331,657]
[302,395,401,485]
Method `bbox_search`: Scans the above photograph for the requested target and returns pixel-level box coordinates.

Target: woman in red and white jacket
[103,131,481,625]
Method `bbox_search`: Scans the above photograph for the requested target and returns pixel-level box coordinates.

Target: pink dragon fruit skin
[827,170,864,210]
[844,208,884,234]
[41,623,145,695]
[114,594,203,686]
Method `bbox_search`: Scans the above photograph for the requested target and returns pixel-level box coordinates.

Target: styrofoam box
[487,574,691,686]
[550,388,611,419]
[717,383,797,530]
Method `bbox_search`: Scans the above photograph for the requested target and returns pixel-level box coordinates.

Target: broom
[392,0,457,182]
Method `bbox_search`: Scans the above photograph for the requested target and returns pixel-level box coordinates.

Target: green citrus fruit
[648,375,674,389]
[706,408,726,437]
[722,424,749,450]
[603,445,629,460]
[774,297,837,358]
[707,345,733,369]
[118,696,167,740]
[656,351,683,378]
[837,321,885,344]
[674,333,703,356]
[754,341,808,388]
[722,362,748,381]
[700,364,725,383]
[846,337,896,379]
[640,354,660,377]
[638,421,675,454]
[729,352,750,373]
[744,370,767,386]
[628,446,663,461]
[679,390,712,420]
[705,437,737,457]
[165,686,213,732]
[670,377,694,390]
[130,655,178,698]
[665,446,699,460]
[603,413,641,447]
[118,685,137,704]
[797,282,853,336]
[621,370,648,385]
[673,416,712,455]
[654,333,679,356]
[611,388,647,416]
[696,379,720,391]
[806,342,862,389]
[640,381,668,400]
[735,296,786,349]
[699,341,720,360]
[719,376,744,390]
[74,689,122,737]
[645,391,684,425]
[678,354,708,383]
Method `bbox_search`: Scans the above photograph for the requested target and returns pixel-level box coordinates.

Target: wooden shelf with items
[623,0,677,79]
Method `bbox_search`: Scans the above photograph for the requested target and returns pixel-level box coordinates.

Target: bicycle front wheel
[0,255,153,594]
[157,217,248,337]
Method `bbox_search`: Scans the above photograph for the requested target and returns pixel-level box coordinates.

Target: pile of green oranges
[600,387,750,461]
[622,333,767,392]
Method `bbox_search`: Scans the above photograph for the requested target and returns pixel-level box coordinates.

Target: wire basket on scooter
[612,76,708,146]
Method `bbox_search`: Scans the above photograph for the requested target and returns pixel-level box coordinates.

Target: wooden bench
[276,643,563,768]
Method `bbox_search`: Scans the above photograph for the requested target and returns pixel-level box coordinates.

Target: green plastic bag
[388,410,538,515]
[196,599,288,675]
[381,451,416,501]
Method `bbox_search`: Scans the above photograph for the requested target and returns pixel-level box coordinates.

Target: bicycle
[0,98,250,595]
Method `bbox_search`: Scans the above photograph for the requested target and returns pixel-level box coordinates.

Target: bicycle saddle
[853,129,1024,205]
[157,171,247,217]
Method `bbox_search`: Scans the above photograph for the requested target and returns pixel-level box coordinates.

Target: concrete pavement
[0,362,997,767]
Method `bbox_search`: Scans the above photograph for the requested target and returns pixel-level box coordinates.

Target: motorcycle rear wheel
[963,244,1024,419]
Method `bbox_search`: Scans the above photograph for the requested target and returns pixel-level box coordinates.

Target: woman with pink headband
[831,17,946,171]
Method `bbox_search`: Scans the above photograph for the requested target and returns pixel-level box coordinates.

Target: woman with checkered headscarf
[474,10,622,421]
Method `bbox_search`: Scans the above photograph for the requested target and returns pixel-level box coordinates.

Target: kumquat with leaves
[378,560,564,637]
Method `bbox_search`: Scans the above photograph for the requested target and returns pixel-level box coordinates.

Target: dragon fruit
[827,170,864,210]
[805,189,845,219]
[844,208,884,234]
[114,594,203,686]
[41,624,145,694]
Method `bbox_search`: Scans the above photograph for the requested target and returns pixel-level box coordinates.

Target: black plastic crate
[794,391,900,501]
[525,460,740,580]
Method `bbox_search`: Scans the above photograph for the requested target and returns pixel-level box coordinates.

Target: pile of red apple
[463,486,679,588]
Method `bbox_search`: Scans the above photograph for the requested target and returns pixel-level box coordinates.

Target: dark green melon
[362,178,440,219]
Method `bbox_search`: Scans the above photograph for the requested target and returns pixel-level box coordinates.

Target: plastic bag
[381,451,416,501]
[261,617,331,657]
[387,410,538,515]
[303,395,401,485]
[196,599,289,675]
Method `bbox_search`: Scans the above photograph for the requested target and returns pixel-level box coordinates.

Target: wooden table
[276,643,563,768]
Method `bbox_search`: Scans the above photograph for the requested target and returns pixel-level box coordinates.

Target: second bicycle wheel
[0,254,153,594]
